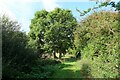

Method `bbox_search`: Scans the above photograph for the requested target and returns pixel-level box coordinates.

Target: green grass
[51,54,82,78]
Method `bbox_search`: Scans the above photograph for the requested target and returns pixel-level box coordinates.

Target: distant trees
[29,8,77,59]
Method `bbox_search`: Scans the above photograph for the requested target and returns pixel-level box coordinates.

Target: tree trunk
[62,51,66,57]
[59,53,62,59]
[53,51,57,59]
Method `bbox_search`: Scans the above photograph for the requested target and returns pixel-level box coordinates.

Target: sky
[0,0,119,33]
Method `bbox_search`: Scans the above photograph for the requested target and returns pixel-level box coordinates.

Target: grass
[51,54,82,78]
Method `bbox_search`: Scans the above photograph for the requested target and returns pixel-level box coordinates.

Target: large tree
[29,8,77,59]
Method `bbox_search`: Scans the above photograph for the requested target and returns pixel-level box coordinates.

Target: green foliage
[1,3,120,78]
[17,59,60,78]
[1,14,62,78]
[28,10,48,50]
[74,11,119,78]
[67,48,76,55]
[115,1,120,11]
[29,8,77,58]
[44,8,77,53]
[1,15,37,78]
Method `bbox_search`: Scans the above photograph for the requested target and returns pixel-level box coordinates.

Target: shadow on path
[51,55,92,78]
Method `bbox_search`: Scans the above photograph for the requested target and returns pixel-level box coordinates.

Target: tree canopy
[29,8,77,58]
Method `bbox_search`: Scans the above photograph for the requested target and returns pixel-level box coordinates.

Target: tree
[28,10,49,57]
[29,8,77,59]
[1,15,27,63]
[1,15,37,78]
[44,8,77,59]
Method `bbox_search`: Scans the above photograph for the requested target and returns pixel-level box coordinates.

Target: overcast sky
[0,0,119,33]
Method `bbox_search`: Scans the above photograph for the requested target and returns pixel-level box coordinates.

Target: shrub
[74,11,119,78]
[1,15,38,78]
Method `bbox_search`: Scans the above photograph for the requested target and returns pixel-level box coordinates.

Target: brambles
[74,11,119,78]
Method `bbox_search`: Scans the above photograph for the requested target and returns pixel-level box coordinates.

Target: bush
[1,15,38,78]
[74,11,119,78]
